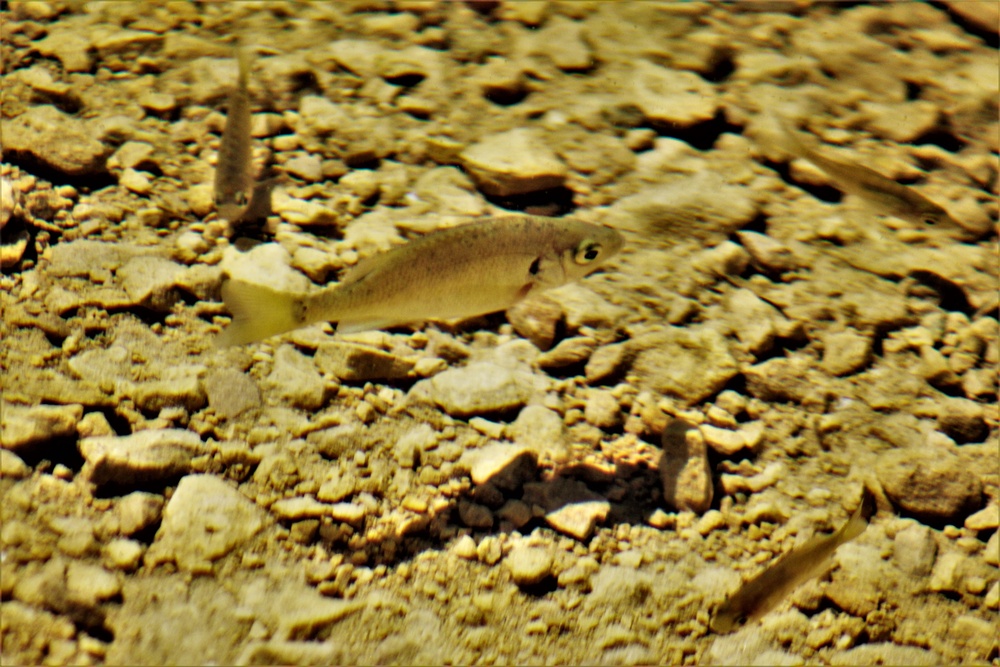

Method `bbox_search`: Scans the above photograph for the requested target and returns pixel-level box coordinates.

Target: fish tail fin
[216,279,304,346]
[838,488,874,545]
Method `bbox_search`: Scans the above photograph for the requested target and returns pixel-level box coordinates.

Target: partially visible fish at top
[214,44,255,223]
[770,116,976,240]
[216,215,624,346]
[711,488,875,634]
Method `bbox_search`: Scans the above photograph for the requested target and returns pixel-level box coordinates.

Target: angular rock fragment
[630,326,738,403]
[145,474,267,572]
[631,60,717,126]
[505,544,555,588]
[876,447,983,523]
[116,492,165,536]
[936,397,987,444]
[608,174,757,244]
[0,448,30,479]
[523,477,610,540]
[204,369,261,419]
[79,429,205,486]
[585,342,630,384]
[118,257,185,312]
[535,336,597,369]
[133,370,207,414]
[4,106,110,177]
[821,330,873,376]
[262,345,327,410]
[584,390,622,429]
[508,405,565,458]
[725,289,782,356]
[506,294,563,351]
[736,231,805,274]
[743,356,827,404]
[412,362,537,417]
[1,403,83,452]
[460,128,568,197]
[461,443,537,490]
[314,341,416,382]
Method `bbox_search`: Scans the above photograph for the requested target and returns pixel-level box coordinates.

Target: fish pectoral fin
[514,282,534,301]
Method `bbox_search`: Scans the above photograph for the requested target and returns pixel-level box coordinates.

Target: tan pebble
[821,330,872,376]
[982,531,998,566]
[696,509,725,536]
[964,504,999,532]
[585,342,629,383]
[0,449,30,479]
[138,91,176,113]
[985,581,999,610]
[715,390,747,415]
[413,357,447,377]
[745,462,784,493]
[736,231,803,273]
[453,534,478,560]
[458,500,494,529]
[468,417,505,439]
[118,169,153,195]
[476,536,503,565]
[646,510,672,530]
[699,423,746,455]
[743,500,789,525]
[966,576,988,595]
[961,368,996,400]
[738,421,766,449]
[545,500,609,540]
[505,544,554,587]
[705,404,737,428]
[66,560,121,604]
[497,499,532,528]
[536,336,596,369]
[584,390,622,429]
[690,241,749,277]
[285,155,323,182]
[460,128,567,197]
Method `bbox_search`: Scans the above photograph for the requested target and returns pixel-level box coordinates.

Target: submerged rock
[79,429,205,487]
[411,362,537,418]
[630,326,739,403]
[460,128,568,197]
[876,447,983,523]
[659,418,713,514]
[1,403,83,453]
[145,474,267,572]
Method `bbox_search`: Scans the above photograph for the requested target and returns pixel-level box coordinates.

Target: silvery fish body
[711,490,874,634]
[774,117,971,238]
[217,215,624,346]
[213,46,254,222]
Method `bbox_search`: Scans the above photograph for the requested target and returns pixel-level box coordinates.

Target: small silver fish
[773,118,972,239]
[711,489,875,634]
[217,215,624,346]
[214,45,254,222]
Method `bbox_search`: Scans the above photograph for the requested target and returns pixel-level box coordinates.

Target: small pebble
[452,534,478,560]
[505,544,554,587]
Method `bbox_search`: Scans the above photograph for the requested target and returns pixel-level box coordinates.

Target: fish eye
[574,241,603,265]
[921,214,940,226]
[736,614,749,627]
